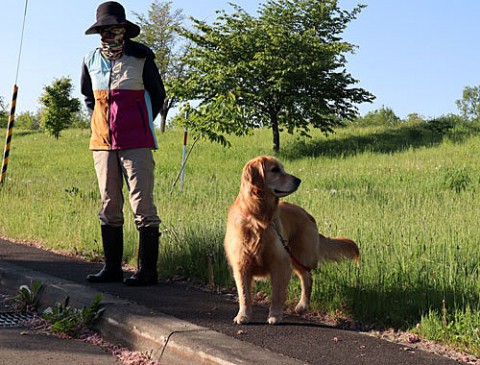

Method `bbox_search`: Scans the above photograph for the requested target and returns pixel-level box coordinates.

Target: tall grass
[2,123,480,354]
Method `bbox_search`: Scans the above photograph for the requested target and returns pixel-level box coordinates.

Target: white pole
[180,111,188,191]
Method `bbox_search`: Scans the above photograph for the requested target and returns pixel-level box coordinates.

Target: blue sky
[1,1,479,120]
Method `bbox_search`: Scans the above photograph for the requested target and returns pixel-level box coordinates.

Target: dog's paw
[294,302,308,314]
[267,315,282,325]
[233,314,250,325]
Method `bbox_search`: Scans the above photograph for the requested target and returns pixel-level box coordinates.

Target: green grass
[2,123,480,355]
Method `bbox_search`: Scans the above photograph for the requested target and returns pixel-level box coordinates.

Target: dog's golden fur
[224,156,360,324]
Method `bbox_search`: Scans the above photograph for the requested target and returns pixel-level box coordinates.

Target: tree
[70,106,90,129]
[134,0,186,132]
[38,77,80,139]
[405,113,425,125]
[175,0,374,152]
[456,85,480,121]
[358,106,400,126]
[15,111,40,130]
[0,96,8,128]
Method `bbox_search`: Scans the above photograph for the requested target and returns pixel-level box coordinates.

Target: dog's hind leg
[294,269,312,314]
[268,265,292,324]
[232,268,253,324]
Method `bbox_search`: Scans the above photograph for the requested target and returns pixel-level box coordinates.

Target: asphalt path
[0,288,118,365]
[0,238,461,365]
[0,327,119,365]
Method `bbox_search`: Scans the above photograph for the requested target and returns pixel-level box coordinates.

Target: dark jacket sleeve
[143,56,166,121]
[80,60,95,116]
[124,40,166,120]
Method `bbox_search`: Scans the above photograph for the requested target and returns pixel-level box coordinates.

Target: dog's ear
[241,157,265,192]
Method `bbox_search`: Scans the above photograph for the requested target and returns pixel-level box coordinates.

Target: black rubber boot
[124,226,160,286]
[86,225,124,283]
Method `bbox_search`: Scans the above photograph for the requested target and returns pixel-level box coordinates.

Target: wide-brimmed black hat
[85,1,140,38]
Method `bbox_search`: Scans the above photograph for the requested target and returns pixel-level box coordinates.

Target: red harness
[271,220,312,273]
[238,210,313,272]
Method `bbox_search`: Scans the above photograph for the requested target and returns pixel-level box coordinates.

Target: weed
[443,167,471,193]
[41,294,104,337]
[417,305,480,356]
[13,281,42,313]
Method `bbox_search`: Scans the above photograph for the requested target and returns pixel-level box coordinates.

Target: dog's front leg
[232,269,252,324]
[268,265,292,324]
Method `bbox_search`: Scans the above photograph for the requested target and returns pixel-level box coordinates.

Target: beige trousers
[93,149,160,228]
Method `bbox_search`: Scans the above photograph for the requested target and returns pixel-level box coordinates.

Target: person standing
[81,2,166,286]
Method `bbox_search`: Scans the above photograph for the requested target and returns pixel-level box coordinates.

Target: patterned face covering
[100,26,126,60]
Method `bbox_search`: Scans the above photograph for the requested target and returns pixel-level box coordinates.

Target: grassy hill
[2,122,480,354]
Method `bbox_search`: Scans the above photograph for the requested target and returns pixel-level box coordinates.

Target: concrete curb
[0,261,305,365]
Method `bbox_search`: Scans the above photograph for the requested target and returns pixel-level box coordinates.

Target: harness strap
[271,221,312,272]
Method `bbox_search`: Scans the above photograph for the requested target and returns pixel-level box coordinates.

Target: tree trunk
[271,113,280,153]
[158,97,171,133]
[159,112,167,133]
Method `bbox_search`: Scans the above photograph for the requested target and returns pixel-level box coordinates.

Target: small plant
[41,294,104,337]
[13,281,42,313]
[425,116,455,134]
[443,167,471,193]
[416,305,480,356]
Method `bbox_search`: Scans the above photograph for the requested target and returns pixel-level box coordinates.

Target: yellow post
[0,84,19,185]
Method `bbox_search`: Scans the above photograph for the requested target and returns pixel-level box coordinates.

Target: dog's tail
[318,234,360,264]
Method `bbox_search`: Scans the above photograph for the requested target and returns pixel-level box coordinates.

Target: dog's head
[241,156,301,198]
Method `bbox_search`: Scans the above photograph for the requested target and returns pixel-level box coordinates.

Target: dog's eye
[271,167,281,173]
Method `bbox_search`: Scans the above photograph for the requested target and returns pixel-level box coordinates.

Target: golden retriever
[224,156,360,325]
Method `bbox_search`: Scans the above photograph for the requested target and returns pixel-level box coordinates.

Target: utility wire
[15,0,29,84]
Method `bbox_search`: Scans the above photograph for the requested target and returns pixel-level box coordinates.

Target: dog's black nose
[294,176,301,188]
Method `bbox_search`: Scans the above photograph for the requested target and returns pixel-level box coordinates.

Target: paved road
[0,289,118,365]
[0,328,119,365]
[0,238,461,365]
